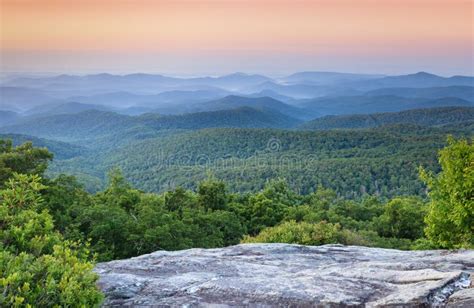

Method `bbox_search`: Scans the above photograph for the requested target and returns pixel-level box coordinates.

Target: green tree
[42,175,93,236]
[306,186,338,210]
[95,168,141,211]
[0,174,102,307]
[127,193,197,254]
[0,140,53,186]
[203,210,244,246]
[165,187,197,214]
[375,197,427,240]
[246,193,287,235]
[420,137,474,248]
[76,203,132,261]
[261,179,299,206]
[197,177,228,211]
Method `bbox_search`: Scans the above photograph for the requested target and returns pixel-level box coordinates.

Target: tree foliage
[375,197,427,240]
[0,140,53,187]
[421,137,473,248]
[0,173,102,307]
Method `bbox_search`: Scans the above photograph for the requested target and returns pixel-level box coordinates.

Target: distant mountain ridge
[2,71,473,115]
[69,89,231,109]
[350,72,474,90]
[300,106,474,130]
[192,95,315,120]
[0,86,63,111]
[301,95,473,115]
[0,106,301,142]
[25,102,113,117]
[140,107,300,130]
[2,72,272,93]
[281,71,383,85]
[364,86,474,102]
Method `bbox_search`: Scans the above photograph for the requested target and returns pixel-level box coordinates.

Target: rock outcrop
[95,244,473,307]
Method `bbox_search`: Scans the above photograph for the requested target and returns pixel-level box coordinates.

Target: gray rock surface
[447,288,474,308]
[95,244,474,307]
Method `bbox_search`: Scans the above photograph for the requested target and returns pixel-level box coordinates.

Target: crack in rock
[428,272,471,306]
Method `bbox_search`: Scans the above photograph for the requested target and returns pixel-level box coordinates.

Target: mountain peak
[412,72,439,78]
[222,94,243,100]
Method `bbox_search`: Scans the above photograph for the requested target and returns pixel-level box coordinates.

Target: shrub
[241,220,414,250]
[242,220,341,246]
[0,174,103,307]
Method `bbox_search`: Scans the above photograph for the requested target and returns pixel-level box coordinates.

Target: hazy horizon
[1,70,473,79]
[2,54,472,78]
[1,0,473,76]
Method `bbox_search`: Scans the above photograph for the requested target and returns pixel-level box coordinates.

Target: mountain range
[1,70,472,193]
[2,71,472,114]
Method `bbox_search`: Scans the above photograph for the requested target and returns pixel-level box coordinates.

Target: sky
[0,0,473,76]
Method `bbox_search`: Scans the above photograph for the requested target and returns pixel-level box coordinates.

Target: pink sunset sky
[1,0,473,76]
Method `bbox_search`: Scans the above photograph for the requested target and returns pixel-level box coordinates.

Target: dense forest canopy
[1,102,472,198]
[10,122,464,198]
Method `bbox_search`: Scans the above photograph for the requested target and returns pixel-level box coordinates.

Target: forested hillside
[1,110,134,142]
[2,104,471,198]
[0,107,301,142]
[300,107,474,130]
[138,107,300,130]
[42,123,469,198]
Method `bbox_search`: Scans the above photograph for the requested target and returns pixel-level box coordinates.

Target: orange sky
[0,0,473,75]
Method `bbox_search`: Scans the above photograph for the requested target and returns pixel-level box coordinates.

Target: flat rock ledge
[95,244,474,307]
